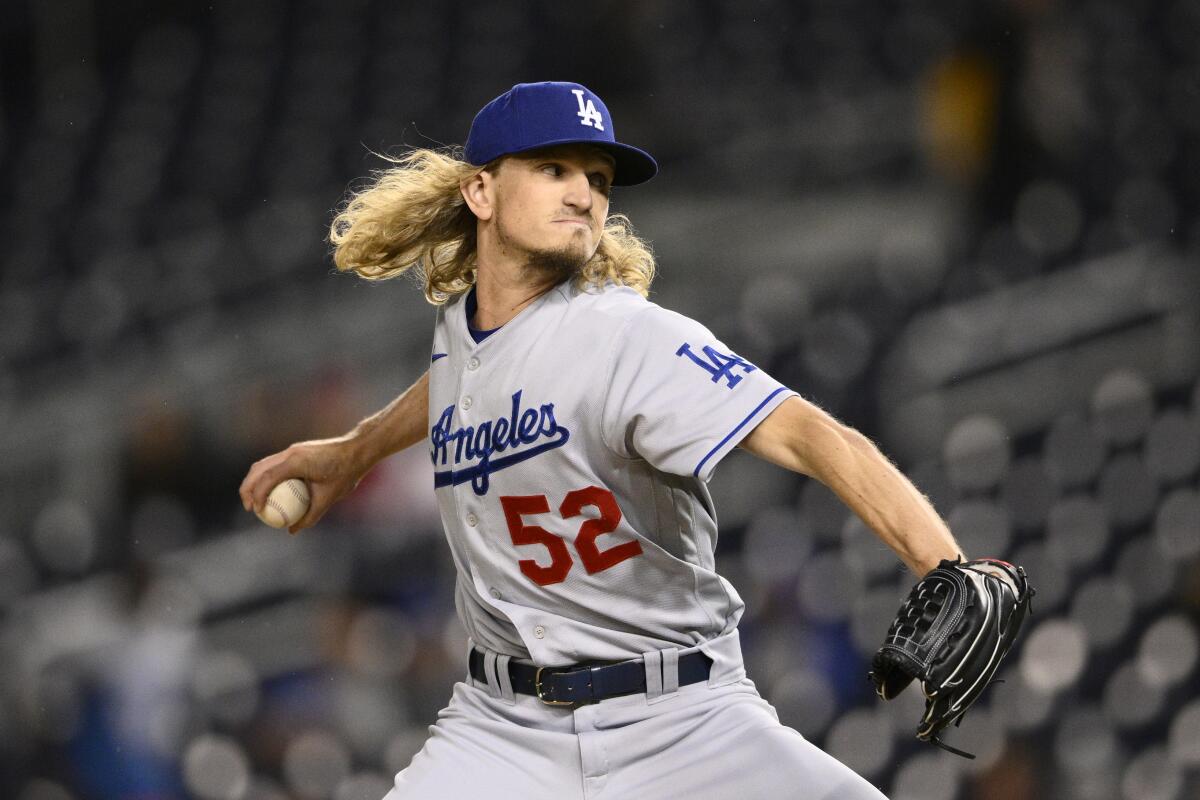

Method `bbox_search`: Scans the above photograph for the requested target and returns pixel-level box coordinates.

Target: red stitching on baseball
[287,480,309,505]
[267,497,291,526]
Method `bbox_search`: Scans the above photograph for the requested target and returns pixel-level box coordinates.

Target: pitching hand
[239,437,369,534]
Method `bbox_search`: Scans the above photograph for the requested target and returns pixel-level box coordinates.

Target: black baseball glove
[868,557,1035,758]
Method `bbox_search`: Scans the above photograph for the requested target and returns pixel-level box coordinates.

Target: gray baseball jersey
[427,280,796,675]
[396,280,892,799]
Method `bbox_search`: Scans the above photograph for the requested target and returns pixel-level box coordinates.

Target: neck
[471,250,562,330]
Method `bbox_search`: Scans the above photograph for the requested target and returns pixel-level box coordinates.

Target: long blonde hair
[329,147,657,304]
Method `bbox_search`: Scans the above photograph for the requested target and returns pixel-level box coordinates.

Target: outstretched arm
[739,395,962,576]
[239,370,430,533]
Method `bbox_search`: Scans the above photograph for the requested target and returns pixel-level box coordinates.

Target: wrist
[344,420,389,474]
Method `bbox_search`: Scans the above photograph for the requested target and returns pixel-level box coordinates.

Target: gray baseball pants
[382,649,888,799]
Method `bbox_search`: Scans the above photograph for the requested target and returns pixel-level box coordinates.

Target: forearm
[346,369,430,471]
[802,417,963,576]
[239,370,430,530]
[741,397,963,575]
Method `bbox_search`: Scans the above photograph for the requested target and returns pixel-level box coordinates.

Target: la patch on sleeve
[675,343,757,389]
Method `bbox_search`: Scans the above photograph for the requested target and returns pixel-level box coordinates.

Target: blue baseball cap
[464,81,658,186]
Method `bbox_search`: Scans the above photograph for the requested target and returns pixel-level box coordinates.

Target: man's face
[488,145,616,280]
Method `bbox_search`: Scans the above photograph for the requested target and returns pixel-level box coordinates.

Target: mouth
[553,219,592,229]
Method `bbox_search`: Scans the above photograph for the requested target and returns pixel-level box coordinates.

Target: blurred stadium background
[1,0,1198,798]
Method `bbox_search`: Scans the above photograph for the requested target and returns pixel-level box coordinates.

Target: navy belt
[468,648,712,707]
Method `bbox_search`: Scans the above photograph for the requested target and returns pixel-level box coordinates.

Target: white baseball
[256,478,311,529]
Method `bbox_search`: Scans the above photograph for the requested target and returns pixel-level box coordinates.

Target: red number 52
[499,486,644,586]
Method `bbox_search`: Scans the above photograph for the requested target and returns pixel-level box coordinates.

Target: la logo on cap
[464,81,657,185]
[570,89,604,131]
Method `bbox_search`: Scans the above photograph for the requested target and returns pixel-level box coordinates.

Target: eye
[541,163,563,176]
[589,172,612,192]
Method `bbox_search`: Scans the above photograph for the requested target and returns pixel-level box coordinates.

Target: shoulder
[565,282,705,336]
[563,281,650,320]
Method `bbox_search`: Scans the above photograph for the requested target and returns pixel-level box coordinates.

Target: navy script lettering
[430,390,570,496]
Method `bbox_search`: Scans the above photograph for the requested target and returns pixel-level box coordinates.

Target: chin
[553,228,592,251]
[554,224,592,241]
[525,241,591,279]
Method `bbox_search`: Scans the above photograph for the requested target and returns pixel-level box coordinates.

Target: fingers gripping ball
[256,479,311,529]
[868,557,1035,758]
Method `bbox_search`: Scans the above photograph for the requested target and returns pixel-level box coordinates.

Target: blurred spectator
[121,390,233,533]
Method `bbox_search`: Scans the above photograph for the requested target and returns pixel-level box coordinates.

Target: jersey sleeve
[600,306,798,481]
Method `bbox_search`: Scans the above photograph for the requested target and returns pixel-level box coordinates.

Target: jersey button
[466,513,478,527]
[460,396,473,411]
[533,625,546,639]
[489,588,501,599]
[466,357,480,371]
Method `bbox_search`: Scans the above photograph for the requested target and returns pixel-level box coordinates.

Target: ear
[460,168,495,222]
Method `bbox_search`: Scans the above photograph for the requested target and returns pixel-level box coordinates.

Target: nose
[562,171,593,213]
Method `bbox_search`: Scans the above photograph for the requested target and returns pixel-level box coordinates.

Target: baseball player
[240,82,966,799]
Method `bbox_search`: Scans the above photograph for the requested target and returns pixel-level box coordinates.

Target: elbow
[745,396,874,480]
[839,423,878,456]
[794,414,879,481]
[791,413,852,478]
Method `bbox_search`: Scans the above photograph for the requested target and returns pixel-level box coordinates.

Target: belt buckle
[535,666,580,707]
